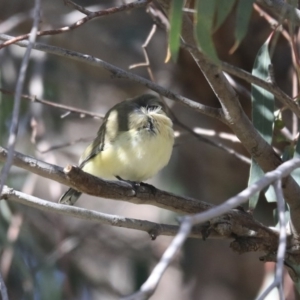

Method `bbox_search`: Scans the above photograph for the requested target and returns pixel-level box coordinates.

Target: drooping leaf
[252,38,274,144]
[195,0,219,64]
[230,0,255,53]
[248,160,263,209]
[169,0,184,61]
[214,0,236,31]
[248,36,275,208]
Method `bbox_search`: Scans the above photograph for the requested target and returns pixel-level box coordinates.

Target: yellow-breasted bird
[59,94,174,205]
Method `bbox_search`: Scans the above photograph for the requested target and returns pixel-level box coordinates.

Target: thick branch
[0,146,279,248]
[0,146,212,214]
[157,0,300,235]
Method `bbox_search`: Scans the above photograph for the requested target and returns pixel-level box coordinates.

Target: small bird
[59,94,174,205]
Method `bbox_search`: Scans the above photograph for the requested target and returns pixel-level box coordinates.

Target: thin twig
[193,128,240,143]
[38,136,94,153]
[256,0,300,26]
[122,220,192,300]
[253,3,291,43]
[0,0,41,199]
[0,185,200,239]
[0,0,151,50]
[122,159,299,299]
[174,116,251,164]
[128,24,249,163]
[256,180,287,300]
[64,0,92,15]
[189,158,300,226]
[0,33,223,121]
[274,180,286,299]
[221,61,300,119]
[129,24,157,74]
[0,88,103,119]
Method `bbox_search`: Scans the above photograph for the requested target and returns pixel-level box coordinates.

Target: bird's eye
[146,105,160,111]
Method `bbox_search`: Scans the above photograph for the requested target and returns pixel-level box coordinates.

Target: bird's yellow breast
[82,111,174,182]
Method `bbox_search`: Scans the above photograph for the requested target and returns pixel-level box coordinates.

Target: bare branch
[127,23,248,164]
[189,158,300,226]
[273,180,286,298]
[64,0,93,15]
[129,24,157,76]
[0,0,151,50]
[0,185,186,239]
[0,0,40,231]
[0,33,223,121]
[122,220,192,300]
[123,159,299,299]
[256,0,300,26]
[38,136,94,153]
[177,119,251,164]
[221,62,300,119]
[0,146,212,214]
[0,146,279,244]
[256,180,286,300]
[156,0,300,235]
[0,88,103,119]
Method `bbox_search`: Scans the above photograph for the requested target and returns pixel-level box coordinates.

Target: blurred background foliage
[0,0,298,299]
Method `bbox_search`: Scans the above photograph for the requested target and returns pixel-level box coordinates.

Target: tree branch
[0,0,40,196]
[126,159,300,300]
[0,33,224,122]
[122,220,192,300]
[0,185,190,239]
[157,0,300,235]
[256,0,300,26]
[221,62,300,119]
[0,0,151,50]
[0,146,279,248]
[0,88,103,119]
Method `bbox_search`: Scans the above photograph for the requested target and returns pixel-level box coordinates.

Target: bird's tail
[59,188,82,205]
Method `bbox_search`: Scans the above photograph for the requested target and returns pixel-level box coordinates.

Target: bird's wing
[78,124,107,168]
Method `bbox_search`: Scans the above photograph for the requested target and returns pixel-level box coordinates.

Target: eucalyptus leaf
[231,0,255,52]
[195,0,219,63]
[169,0,184,61]
[249,37,275,208]
[214,0,236,31]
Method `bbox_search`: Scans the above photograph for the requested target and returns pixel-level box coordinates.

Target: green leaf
[252,39,274,144]
[169,0,184,61]
[231,0,255,52]
[214,0,236,31]
[249,37,275,208]
[195,0,219,64]
[248,160,263,209]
